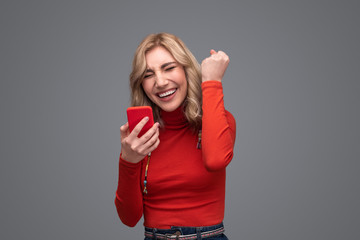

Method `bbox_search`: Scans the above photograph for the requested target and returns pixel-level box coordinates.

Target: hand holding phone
[120,106,159,163]
[127,106,155,138]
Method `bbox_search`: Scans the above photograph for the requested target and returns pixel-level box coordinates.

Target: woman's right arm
[114,118,160,227]
[115,155,143,227]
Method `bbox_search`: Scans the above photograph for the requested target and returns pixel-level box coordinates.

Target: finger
[141,135,160,155]
[218,50,229,59]
[138,126,159,152]
[210,49,217,55]
[146,126,160,146]
[120,122,129,141]
[130,116,150,138]
[139,122,159,143]
[148,138,160,153]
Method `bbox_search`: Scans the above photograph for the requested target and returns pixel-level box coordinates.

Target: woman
[115,32,236,240]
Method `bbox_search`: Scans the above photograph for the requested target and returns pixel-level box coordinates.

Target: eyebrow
[146,62,177,72]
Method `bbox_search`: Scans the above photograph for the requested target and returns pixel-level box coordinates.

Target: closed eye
[165,66,176,71]
[144,73,154,79]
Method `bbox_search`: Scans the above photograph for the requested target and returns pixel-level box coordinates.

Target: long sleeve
[201,80,236,171]
[114,155,144,227]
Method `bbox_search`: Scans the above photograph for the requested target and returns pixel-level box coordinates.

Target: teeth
[158,89,176,98]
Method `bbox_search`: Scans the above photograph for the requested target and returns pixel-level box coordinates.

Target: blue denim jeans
[144,222,228,240]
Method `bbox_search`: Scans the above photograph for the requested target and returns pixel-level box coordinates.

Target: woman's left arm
[201,50,236,171]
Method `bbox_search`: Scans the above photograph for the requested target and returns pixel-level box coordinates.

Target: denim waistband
[145,222,224,239]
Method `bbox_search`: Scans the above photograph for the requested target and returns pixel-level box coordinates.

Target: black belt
[144,226,225,239]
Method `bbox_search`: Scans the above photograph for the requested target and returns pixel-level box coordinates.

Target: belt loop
[152,228,157,240]
[196,227,202,239]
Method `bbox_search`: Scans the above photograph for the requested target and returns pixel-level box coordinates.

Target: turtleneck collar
[160,106,188,130]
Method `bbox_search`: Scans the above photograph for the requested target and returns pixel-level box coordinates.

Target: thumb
[120,122,129,141]
[210,49,217,55]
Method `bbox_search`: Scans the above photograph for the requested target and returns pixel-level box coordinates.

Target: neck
[160,106,188,130]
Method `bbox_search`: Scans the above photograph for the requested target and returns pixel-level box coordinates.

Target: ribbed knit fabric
[115,81,236,229]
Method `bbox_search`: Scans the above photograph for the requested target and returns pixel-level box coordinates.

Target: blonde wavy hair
[129,33,202,131]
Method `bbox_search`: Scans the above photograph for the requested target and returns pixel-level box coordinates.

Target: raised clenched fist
[201,49,229,82]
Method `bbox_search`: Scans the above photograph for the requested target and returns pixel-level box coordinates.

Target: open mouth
[157,89,177,98]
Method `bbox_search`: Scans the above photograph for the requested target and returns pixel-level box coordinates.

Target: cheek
[181,74,188,92]
[141,82,155,103]
[178,76,188,102]
[141,80,153,96]
[173,69,187,88]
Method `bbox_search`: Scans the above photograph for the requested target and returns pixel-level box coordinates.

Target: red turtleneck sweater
[115,81,236,229]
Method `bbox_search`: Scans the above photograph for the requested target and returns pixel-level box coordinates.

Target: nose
[154,72,168,88]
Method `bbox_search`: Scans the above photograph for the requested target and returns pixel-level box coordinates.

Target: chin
[159,105,178,112]
[157,102,183,112]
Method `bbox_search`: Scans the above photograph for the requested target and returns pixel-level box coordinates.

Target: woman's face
[142,46,187,112]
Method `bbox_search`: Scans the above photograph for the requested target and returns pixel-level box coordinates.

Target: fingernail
[144,116,149,121]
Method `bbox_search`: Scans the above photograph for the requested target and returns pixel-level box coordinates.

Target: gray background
[1,0,359,239]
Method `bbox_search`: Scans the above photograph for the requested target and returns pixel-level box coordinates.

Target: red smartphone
[127,106,154,137]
